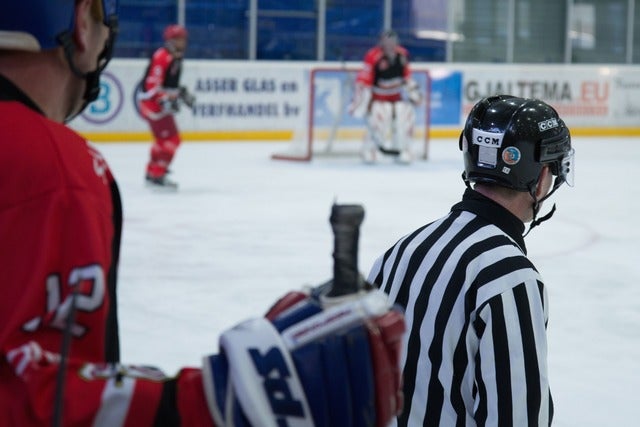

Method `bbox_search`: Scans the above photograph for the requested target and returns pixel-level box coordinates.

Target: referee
[368,95,575,426]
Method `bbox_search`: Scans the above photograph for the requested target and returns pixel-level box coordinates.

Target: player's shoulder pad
[365,46,385,63]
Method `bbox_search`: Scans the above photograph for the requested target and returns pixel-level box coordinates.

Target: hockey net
[272,67,431,161]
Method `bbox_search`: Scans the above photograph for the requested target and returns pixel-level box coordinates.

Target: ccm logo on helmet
[472,128,504,148]
[538,118,559,132]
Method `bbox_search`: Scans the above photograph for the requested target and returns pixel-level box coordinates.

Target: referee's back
[368,95,575,426]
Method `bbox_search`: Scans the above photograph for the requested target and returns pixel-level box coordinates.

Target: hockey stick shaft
[52,286,80,427]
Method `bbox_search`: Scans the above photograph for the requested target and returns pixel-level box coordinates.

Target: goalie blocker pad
[202,290,399,427]
[203,318,314,427]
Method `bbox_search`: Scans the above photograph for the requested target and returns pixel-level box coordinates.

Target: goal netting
[271,67,431,162]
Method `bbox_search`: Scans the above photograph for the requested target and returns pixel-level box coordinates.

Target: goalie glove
[202,289,405,427]
[404,79,422,105]
[348,83,372,119]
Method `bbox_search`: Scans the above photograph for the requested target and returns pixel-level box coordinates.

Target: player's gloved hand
[202,288,405,427]
[160,97,180,113]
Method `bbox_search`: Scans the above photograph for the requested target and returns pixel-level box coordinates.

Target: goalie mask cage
[271,67,431,162]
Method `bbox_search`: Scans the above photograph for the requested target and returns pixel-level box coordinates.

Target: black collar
[0,73,45,115]
[451,188,527,254]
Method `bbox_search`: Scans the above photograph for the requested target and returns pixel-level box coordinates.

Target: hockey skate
[145,173,178,191]
[361,146,377,164]
[395,148,413,165]
[360,136,379,164]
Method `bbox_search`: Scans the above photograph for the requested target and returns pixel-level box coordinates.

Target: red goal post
[272,67,431,161]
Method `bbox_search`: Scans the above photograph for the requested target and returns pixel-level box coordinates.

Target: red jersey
[138,46,183,118]
[0,75,213,426]
[355,45,412,102]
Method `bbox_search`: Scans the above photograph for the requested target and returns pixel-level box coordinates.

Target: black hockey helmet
[459,95,574,193]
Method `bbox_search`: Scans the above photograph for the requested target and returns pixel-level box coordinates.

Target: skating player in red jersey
[0,2,405,425]
[137,24,194,189]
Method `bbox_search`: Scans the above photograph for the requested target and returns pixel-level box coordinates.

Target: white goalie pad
[367,101,415,149]
[393,101,416,163]
[367,101,394,147]
[394,101,416,149]
[348,84,372,118]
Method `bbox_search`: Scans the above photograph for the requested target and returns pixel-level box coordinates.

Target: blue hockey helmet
[0,1,118,52]
[0,1,119,120]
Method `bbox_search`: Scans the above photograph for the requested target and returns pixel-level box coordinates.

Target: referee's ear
[535,166,553,200]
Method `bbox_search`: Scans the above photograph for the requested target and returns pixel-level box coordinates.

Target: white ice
[96,137,640,426]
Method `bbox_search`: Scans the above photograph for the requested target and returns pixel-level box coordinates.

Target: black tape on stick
[328,204,366,297]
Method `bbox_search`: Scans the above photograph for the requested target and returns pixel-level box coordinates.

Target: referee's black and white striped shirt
[368,188,553,426]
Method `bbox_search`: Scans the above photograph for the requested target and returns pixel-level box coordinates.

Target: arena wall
[71,59,640,142]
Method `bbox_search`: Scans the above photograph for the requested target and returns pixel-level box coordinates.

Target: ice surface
[96,137,640,426]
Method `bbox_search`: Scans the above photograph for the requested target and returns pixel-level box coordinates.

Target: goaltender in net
[349,29,423,164]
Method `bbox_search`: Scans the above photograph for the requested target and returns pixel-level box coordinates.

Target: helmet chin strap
[524,177,563,237]
[524,202,556,237]
[462,172,472,189]
[56,31,109,123]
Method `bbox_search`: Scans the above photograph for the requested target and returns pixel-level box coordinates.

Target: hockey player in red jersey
[349,30,422,164]
[137,24,195,189]
[0,2,405,426]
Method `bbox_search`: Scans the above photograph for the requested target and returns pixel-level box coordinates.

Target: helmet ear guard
[537,129,574,187]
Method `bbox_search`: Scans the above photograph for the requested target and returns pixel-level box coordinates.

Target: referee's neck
[473,184,530,223]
